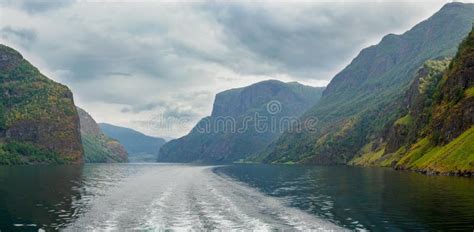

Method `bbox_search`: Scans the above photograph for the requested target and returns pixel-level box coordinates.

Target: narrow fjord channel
[0,164,473,231]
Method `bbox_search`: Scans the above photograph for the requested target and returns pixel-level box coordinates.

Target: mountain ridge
[351,28,474,175]
[99,123,166,162]
[158,80,325,163]
[259,2,474,165]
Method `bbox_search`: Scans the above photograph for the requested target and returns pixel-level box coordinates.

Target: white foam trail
[65,164,346,231]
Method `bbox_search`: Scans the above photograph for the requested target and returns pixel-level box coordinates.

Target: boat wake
[66,164,344,231]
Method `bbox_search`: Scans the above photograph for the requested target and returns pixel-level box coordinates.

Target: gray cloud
[162,108,199,121]
[205,2,440,78]
[0,0,450,137]
[0,26,36,48]
[1,0,75,14]
[121,102,167,114]
[103,72,132,77]
[121,91,211,118]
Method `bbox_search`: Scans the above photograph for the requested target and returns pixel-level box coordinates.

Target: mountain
[0,44,83,164]
[158,80,325,163]
[77,107,128,163]
[351,28,474,175]
[260,3,474,165]
[99,123,166,162]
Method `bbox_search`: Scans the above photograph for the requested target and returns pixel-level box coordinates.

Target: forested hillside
[351,29,474,175]
[261,3,474,166]
[0,45,83,164]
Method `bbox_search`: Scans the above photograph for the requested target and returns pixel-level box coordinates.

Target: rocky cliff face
[77,107,128,163]
[212,81,320,117]
[430,34,474,145]
[0,44,83,164]
[351,29,474,175]
[383,59,451,154]
[158,80,324,163]
[261,3,474,165]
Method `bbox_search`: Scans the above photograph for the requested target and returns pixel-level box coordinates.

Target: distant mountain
[260,3,474,165]
[351,28,474,175]
[77,108,128,163]
[158,80,325,163]
[0,44,83,164]
[99,123,166,162]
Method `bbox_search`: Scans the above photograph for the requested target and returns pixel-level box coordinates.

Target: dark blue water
[215,164,474,231]
[0,163,473,231]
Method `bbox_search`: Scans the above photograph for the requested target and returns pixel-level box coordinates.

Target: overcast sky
[0,0,463,138]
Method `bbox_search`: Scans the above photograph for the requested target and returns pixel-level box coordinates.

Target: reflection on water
[0,163,473,231]
[0,164,140,231]
[215,164,474,231]
[0,165,82,231]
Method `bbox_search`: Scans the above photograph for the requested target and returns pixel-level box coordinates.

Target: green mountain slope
[0,44,83,164]
[351,29,474,175]
[77,107,128,163]
[261,3,474,165]
[158,80,325,163]
[99,123,165,162]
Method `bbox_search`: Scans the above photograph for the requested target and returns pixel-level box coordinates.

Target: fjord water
[0,164,473,231]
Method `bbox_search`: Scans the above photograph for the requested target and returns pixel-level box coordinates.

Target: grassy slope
[262,3,474,165]
[399,127,474,172]
[351,29,474,174]
[353,127,474,173]
[77,108,127,163]
[465,86,474,98]
[0,142,69,165]
[82,135,125,163]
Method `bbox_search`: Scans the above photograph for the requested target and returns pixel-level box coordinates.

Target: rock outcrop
[77,107,128,163]
[351,29,474,175]
[0,44,83,164]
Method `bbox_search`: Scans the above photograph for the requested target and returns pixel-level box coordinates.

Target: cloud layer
[0,0,451,138]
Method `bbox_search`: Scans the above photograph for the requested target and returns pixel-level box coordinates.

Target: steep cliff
[158,80,324,163]
[0,44,83,164]
[261,3,474,165]
[77,107,128,163]
[351,29,474,175]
